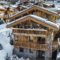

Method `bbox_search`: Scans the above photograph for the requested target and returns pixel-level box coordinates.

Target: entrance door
[37,50,45,58]
[37,50,41,58]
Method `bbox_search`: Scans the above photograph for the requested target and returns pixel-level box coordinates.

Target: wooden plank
[14,41,47,51]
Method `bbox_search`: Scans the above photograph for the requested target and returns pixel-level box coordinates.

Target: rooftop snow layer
[7,15,59,29]
[10,5,60,18]
[10,5,33,18]
[0,23,14,60]
[30,15,59,29]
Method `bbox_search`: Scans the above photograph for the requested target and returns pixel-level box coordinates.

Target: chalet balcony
[12,28,47,37]
[14,40,58,52]
[14,40,47,51]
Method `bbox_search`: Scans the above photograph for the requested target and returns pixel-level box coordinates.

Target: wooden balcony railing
[13,29,47,37]
[14,40,47,51]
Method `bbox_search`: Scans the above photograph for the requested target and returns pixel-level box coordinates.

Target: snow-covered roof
[10,5,60,19]
[44,1,60,14]
[10,5,33,18]
[21,5,30,9]
[30,15,59,29]
[37,6,59,15]
[7,15,59,29]
[43,2,54,6]
[7,16,27,25]
[0,6,5,10]
[0,5,9,10]
[10,5,18,8]
[0,1,8,4]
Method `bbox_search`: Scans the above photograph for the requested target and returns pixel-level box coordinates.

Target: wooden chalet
[7,15,59,59]
[10,5,60,23]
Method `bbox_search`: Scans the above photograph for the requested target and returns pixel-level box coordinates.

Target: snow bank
[4,43,14,56]
[0,50,7,60]
[0,24,14,60]
[0,23,6,30]
[57,53,60,59]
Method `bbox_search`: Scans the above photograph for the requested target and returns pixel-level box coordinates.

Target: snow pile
[0,24,30,60]
[0,24,6,30]
[57,53,60,59]
[0,50,7,60]
[0,24,14,60]
[10,56,30,60]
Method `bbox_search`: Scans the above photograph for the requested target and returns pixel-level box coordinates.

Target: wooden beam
[7,16,59,31]
[13,33,47,38]
[30,20,33,29]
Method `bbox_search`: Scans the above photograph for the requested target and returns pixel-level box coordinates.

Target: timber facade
[7,12,59,60]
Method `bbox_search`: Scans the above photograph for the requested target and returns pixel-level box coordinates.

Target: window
[18,24,22,28]
[46,14,51,19]
[25,21,31,29]
[41,51,45,57]
[19,48,24,52]
[42,38,45,44]
[37,37,45,44]
[33,23,39,29]
[40,25,47,29]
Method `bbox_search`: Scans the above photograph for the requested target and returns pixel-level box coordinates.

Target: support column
[30,21,33,29]
[45,31,54,60]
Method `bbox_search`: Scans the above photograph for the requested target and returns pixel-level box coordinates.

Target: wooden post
[45,31,54,60]
[22,23,25,28]
[30,21,33,29]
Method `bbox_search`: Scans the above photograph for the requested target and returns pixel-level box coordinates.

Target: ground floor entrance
[37,50,45,59]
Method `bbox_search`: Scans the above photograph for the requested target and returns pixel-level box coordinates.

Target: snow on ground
[0,23,30,60]
[0,23,14,60]
[0,50,7,60]
[57,53,60,59]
